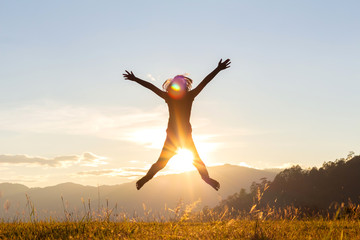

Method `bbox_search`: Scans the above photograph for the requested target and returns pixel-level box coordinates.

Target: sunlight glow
[127,127,166,148]
[168,148,195,172]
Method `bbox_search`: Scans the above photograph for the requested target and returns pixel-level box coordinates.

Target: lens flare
[170,83,181,91]
[168,76,186,99]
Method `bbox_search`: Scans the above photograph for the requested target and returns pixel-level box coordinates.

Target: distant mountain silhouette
[0,165,278,220]
[0,183,29,196]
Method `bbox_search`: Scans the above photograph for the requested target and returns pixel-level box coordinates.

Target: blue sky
[1,1,359,187]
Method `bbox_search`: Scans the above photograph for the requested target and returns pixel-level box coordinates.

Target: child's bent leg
[193,158,209,179]
[193,157,220,191]
[187,138,220,191]
[136,139,176,190]
[145,157,169,179]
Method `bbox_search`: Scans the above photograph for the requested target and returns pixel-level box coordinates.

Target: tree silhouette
[214,153,360,217]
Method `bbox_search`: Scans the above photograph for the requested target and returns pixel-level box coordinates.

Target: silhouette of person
[123,59,231,190]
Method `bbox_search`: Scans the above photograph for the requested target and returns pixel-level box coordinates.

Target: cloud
[146,73,157,82]
[76,166,204,178]
[77,167,147,177]
[270,162,302,169]
[0,175,49,183]
[0,101,254,151]
[0,152,107,168]
[238,162,259,169]
[0,154,77,167]
[79,152,107,167]
[0,102,168,146]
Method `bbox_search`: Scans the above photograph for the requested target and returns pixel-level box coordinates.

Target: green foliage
[214,153,360,219]
[264,153,360,213]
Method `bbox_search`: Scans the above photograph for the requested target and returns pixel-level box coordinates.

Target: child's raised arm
[191,59,231,97]
[123,70,165,99]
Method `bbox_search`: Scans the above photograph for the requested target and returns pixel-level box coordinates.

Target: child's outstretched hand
[123,70,136,81]
[217,59,231,71]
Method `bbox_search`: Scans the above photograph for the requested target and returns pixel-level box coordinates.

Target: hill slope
[0,164,278,220]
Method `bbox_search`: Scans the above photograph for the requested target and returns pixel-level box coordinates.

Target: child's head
[162,75,192,99]
[163,75,192,92]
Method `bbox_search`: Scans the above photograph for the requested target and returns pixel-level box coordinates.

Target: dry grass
[1,219,360,239]
[1,187,360,239]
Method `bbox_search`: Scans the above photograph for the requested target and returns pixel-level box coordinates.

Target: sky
[0,1,359,187]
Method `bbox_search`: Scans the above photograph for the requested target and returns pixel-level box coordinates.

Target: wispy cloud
[0,152,107,168]
[77,167,147,177]
[0,102,258,152]
[0,102,168,147]
[79,152,107,167]
[0,174,50,184]
[238,162,259,169]
[76,166,197,179]
[146,73,157,82]
[270,162,301,169]
[0,154,77,167]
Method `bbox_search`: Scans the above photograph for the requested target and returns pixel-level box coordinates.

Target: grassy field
[1,187,360,239]
[1,219,360,239]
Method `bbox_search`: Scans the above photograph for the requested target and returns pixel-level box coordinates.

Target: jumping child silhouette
[123,58,231,190]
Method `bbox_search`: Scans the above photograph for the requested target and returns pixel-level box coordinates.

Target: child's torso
[165,93,195,134]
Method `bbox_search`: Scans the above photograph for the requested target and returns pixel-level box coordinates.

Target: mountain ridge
[0,164,279,220]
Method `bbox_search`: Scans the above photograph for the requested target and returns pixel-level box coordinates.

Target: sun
[167,148,195,172]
